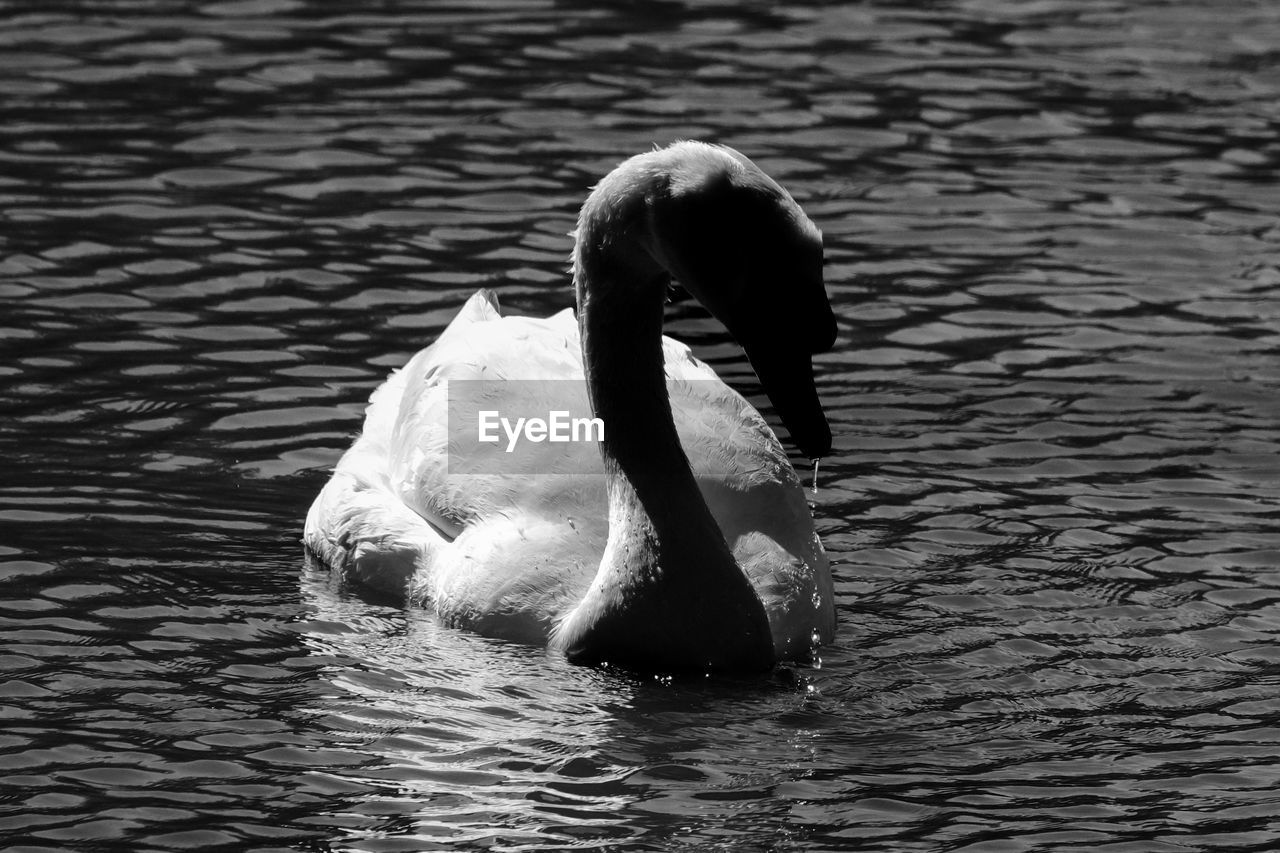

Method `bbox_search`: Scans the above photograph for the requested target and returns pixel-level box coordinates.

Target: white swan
[305,141,837,672]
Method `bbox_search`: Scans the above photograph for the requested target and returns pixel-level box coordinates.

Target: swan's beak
[744,343,831,460]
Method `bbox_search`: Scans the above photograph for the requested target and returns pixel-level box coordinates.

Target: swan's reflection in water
[300,555,633,845]
[297,555,837,847]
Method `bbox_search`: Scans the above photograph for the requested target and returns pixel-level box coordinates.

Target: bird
[305,141,837,673]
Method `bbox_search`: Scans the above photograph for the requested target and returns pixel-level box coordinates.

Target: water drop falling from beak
[811,458,820,496]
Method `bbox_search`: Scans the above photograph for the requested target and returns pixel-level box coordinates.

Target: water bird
[306,141,837,672]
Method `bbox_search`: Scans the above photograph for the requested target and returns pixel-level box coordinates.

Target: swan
[305,141,837,672]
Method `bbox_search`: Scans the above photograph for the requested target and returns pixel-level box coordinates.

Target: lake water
[3,0,1280,850]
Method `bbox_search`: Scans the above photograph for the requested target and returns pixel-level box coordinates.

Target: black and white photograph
[2,0,1278,850]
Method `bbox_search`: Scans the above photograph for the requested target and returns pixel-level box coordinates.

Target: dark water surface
[3,1,1280,850]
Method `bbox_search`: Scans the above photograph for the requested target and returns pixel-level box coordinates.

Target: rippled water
[3,0,1280,850]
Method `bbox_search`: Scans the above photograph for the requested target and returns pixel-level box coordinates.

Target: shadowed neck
[554,162,775,671]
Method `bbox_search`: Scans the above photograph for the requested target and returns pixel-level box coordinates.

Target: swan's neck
[553,183,774,671]
[580,268,705,537]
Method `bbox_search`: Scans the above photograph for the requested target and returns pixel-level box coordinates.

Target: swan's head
[645,142,836,459]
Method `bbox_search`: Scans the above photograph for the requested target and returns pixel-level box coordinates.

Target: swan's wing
[381,300,602,537]
[307,293,606,631]
[353,289,502,468]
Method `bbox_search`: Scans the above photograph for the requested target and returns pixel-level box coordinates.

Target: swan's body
[306,141,837,671]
